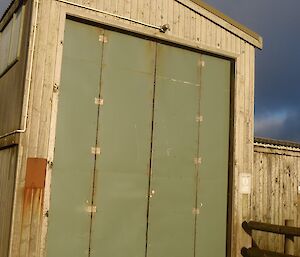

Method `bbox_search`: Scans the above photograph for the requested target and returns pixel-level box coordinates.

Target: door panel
[90,30,156,257]
[47,19,232,257]
[46,20,103,257]
[195,55,231,257]
[146,44,201,257]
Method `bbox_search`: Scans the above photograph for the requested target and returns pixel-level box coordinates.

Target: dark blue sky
[1,1,300,142]
[0,0,11,16]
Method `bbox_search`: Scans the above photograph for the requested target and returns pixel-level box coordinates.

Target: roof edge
[0,0,24,31]
[255,137,300,150]
[189,0,263,49]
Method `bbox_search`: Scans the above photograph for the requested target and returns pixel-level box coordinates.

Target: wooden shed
[0,1,263,257]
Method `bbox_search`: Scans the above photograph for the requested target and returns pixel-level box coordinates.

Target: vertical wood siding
[0,1,32,136]
[8,0,257,257]
[18,188,44,257]
[253,145,300,255]
[0,146,18,257]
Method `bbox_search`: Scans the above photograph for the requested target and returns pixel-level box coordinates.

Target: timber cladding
[0,147,18,257]
[0,0,32,136]
[253,141,300,255]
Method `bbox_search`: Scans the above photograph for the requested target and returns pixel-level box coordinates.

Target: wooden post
[242,221,259,248]
[284,219,294,255]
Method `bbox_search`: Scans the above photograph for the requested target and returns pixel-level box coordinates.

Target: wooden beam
[241,247,300,257]
[284,220,295,255]
[0,133,19,150]
[243,221,300,237]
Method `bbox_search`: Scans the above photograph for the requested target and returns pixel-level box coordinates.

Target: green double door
[46,20,231,257]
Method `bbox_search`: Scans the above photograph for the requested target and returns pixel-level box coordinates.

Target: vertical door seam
[193,54,203,257]
[88,28,106,257]
[144,42,159,257]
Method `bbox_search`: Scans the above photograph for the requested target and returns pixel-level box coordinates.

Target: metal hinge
[196,115,203,123]
[198,60,205,67]
[149,189,156,198]
[99,35,108,43]
[95,98,104,106]
[91,147,101,155]
[192,208,200,215]
[194,157,202,165]
[86,205,97,213]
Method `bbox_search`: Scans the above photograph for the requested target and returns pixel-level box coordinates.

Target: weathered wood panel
[253,142,300,255]
[0,146,18,257]
[18,158,46,257]
[5,0,258,257]
[0,0,32,136]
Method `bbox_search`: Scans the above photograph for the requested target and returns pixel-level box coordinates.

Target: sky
[1,0,300,142]
[0,0,11,16]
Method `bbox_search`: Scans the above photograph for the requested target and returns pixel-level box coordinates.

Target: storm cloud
[255,109,300,142]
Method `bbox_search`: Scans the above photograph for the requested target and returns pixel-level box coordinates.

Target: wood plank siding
[0,0,32,135]
[0,2,32,257]
[0,0,260,257]
[0,146,18,257]
[253,141,300,255]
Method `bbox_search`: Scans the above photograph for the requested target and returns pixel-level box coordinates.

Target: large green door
[146,43,201,257]
[90,30,156,257]
[195,55,231,257]
[47,19,231,257]
[46,20,103,257]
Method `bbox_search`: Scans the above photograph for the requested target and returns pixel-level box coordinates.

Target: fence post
[284,219,294,255]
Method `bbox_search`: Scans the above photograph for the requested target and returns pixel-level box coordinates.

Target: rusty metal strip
[25,158,47,189]
[0,132,20,149]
